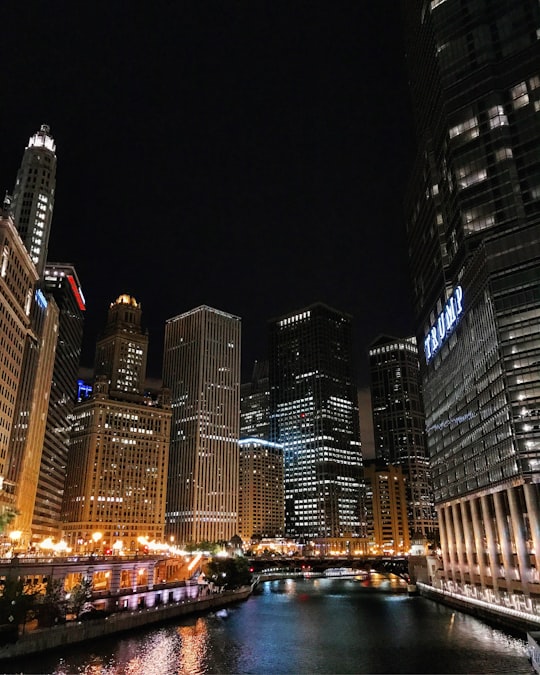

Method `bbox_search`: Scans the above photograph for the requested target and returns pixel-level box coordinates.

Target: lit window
[511,82,529,109]
[488,105,508,128]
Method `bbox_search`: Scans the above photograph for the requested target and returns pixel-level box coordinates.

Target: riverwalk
[0,586,252,661]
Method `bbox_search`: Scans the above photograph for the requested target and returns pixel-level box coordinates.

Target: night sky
[2,2,415,387]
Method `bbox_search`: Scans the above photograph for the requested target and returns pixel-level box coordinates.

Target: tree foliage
[204,556,252,589]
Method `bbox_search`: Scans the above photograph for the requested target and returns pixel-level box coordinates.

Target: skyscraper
[269,303,363,542]
[404,0,540,610]
[0,198,39,518]
[62,295,171,553]
[238,438,284,542]
[10,125,56,278]
[94,294,148,397]
[240,360,270,440]
[369,335,436,538]
[163,306,241,544]
[32,264,85,542]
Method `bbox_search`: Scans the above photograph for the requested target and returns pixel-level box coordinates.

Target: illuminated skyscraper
[32,264,85,542]
[0,199,39,518]
[11,125,56,278]
[240,360,270,440]
[62,295,170,553]
[94,294,148,397]
[404,0,540,610]
[163,306,241,544]
[369,335,436,538]
[269,303,363,541]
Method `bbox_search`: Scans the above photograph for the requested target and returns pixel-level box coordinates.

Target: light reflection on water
[8,579,531,675]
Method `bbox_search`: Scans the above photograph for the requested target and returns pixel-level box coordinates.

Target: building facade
[238,438,284,542]
[364,459,410,556]
[163,306,241,544]
[369,335,436,538]
[269,303,364,541]
[240,360,270,440]
[0,200,39,520]
[404,0,540,614]
[10,125,56,278]
[62,295,171,553]
[32,264,85,542]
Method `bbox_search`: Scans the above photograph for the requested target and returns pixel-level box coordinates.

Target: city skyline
[1,4,415,385]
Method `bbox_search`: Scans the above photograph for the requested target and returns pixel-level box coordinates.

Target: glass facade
[369,335,437,537]
[269,303,363,540]
[404,0,540,610]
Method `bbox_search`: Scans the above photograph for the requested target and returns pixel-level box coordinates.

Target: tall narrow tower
[269,303,363,542]
[94,294,148,396]
[163,306,241,544]
[11,124,56,278]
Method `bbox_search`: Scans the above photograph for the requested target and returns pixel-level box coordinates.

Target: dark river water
[6,578,531,674]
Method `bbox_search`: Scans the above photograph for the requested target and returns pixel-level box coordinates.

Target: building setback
[269,303,363,541]
[404,0,540,612]
[369,335,437,538]
[240,360,270,440]
[163,306,241,544]
[62,295,171,553]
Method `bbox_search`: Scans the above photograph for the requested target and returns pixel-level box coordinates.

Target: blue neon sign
[424,286,463,363]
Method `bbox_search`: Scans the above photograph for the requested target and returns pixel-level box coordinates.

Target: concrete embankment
[0,587,251,661]
[418,582,540,635]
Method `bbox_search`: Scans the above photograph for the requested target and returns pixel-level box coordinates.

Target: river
[5,577,531,674]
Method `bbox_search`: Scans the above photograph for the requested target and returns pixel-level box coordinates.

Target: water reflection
[8,578,531,675]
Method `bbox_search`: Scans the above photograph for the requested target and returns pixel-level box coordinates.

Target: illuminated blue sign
[424,286,463,363]
[35,289,48,310]
[77,379,93,401]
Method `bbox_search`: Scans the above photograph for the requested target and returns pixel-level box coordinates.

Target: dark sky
[2,2,415,386]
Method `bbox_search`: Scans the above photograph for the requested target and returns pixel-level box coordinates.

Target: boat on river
[324,567,369,579]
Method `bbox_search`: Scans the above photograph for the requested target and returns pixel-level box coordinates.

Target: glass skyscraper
[269,303,363,542]
[404,0,540,613]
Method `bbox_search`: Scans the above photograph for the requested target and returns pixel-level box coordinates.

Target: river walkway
[0,586,252,661]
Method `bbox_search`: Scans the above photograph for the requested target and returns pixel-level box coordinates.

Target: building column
[469,496,488,590]
[493,490,516,589]
[459,499,478,587]
[451,502,466,585]
[444,504,457,582]
[481,494,500,597]
[507,486,531,592]
[437,506,450,574]
[524,483,540,565]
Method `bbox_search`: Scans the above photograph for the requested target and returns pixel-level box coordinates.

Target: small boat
[324,567,367,578]
[215,609,229,619]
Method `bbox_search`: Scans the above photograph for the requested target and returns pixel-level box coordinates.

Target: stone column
[437,506,450,570]
[493,490,516,589]
[481,494,500,597]
[507,486,531,592]
[524,483,540,566]
[460,499,478,587]
[470,496,488,590]
[444,504,457,582]
[451,502,466,585]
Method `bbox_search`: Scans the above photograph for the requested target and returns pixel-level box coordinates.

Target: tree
[36,578,66,627]
[204,556,252,590]
[0,507,18,534]
[68,576,93,617]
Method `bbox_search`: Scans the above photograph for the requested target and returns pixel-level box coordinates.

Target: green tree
[36,578,66,627]
[204,556,252,589]
[0,507,18,534]
[68,576,93,617]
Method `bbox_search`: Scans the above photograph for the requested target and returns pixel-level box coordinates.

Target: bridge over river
[248,556,411,582]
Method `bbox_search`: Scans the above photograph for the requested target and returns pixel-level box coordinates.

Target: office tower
[369,335,437,538]
[238,438,284,542]
[62,295,171,552]
[31,264,85,541]
[163,306,241,544]
[0,199,39,517]
[269,303,363,542]
[404,1,540,608]
[94,294,148,397]
[10,125,56,278]
[240,360,270,440]
[364,459,410,555]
